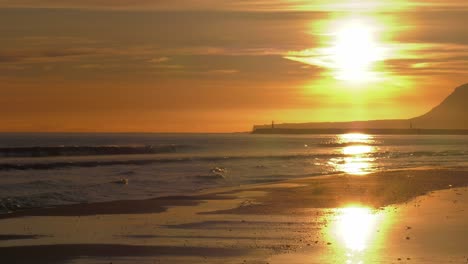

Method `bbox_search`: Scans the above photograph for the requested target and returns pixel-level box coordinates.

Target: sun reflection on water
[340,157,373,175]
[343,145,373,155]
[328,133,377,175]
[340,133,372,142]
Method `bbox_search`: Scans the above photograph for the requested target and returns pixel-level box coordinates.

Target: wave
[0,190,87,213]
[193,174,225,180]
[0,150,466,171]
[0,153,343,171]
[316,142,380,147]
[0,159,179,171]
[0,145,188,158]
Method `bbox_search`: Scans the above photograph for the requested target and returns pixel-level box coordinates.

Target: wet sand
[0,169,467,263]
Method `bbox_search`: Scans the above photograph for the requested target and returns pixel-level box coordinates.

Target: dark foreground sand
[0,169,467,263]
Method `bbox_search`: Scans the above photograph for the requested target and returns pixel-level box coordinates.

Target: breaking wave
[0,145,188,158]
[0,150,465,171]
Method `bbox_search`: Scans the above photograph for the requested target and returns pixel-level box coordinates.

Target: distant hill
[253,83,468,131]
[411,83,468,129]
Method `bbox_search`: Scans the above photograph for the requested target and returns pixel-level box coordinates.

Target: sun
[284,16,392,84]
[328,20,386,82]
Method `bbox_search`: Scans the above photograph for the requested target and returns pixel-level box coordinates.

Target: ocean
[1,133,468,213]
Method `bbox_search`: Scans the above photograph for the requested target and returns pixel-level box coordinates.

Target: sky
[1,0,467,132]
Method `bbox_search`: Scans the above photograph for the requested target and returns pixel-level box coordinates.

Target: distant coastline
[252,128,468,135]
[253,83,468,133]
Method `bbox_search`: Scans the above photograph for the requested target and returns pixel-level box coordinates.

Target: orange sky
[0,1,467,132]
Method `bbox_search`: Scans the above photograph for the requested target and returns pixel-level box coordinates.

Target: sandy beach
[0,169,467,263]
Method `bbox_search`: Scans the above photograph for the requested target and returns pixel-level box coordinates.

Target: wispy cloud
[0,0,466,11]
[284,42,468,79]
[0,48,100,64]
[204,69,239,74]
[148,57,170,63]
[0,64,27,70]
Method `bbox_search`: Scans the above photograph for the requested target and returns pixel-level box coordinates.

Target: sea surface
[1,133,468,213]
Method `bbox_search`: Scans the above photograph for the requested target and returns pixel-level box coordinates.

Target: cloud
[0,46,168,65]
[0,0,466,11]
[150,64,184,69]
[0,64,27,70]
[77,63,118,69]
[1,5,466,84]
[148,57,170,63]
[284,41,468,79]
[0,48,99,64]
[205,69,239,74]
[0,54,23,63]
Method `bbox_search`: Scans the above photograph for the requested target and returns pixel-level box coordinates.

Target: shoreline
[0,168,467,263]
[1,168,467,219]
[252,128,468,135]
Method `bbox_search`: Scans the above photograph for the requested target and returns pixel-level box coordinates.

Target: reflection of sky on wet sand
[327,205,392,264]
[336,207,378,252]
[328,134,377,175]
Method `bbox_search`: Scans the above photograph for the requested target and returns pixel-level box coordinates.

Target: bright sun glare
[333,133,376,175]
[340,133,372,143]
[336,206,378,252]
[285,15,403,87]
[328,20,386,82]
[328,205,391,264]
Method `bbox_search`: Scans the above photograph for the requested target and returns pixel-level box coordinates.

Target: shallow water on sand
[0,183,466,264]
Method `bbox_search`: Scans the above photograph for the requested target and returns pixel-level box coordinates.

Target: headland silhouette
[253,83,468,134]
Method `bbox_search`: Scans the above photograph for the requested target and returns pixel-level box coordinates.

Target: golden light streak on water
[328,133,377,175]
